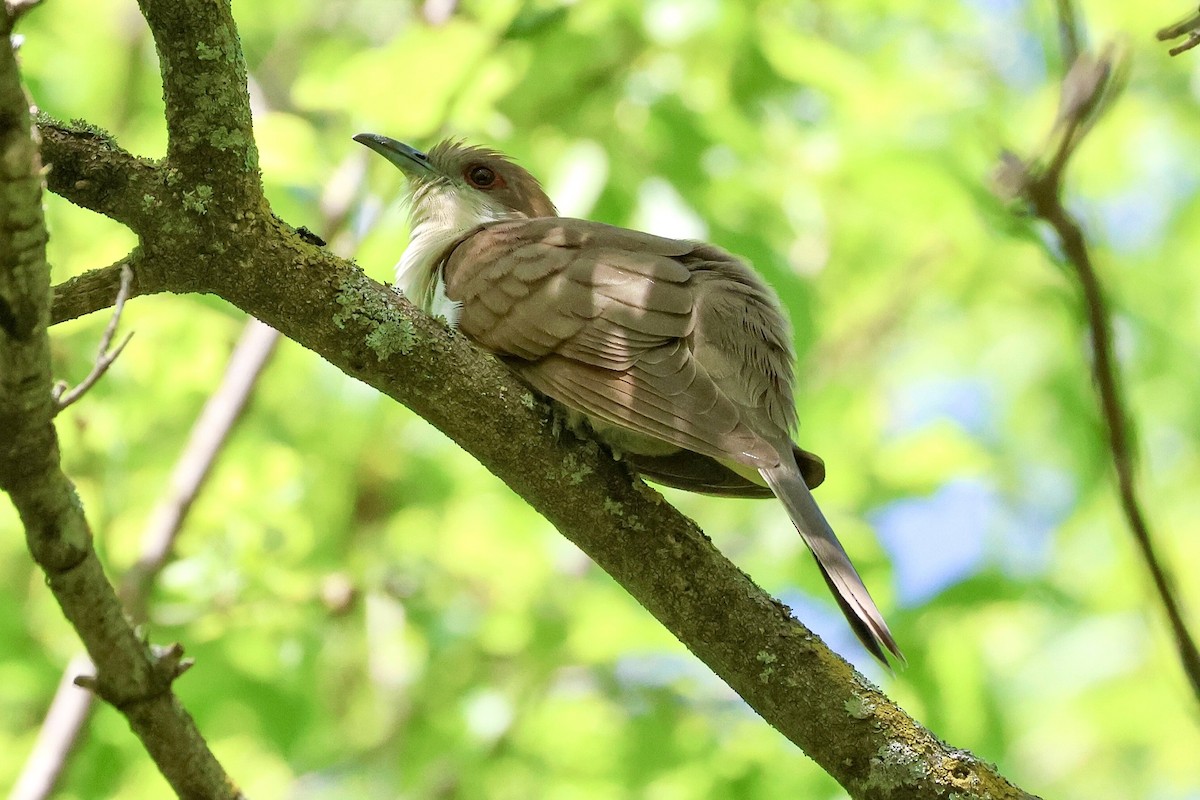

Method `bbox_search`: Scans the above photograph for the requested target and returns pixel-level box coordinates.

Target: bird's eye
[466,164,497,189]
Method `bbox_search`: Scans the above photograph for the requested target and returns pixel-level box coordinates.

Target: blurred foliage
[2,0,1199,797]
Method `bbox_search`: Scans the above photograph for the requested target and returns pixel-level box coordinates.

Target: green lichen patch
[208,126,249,152]
[182,184,213,215]
[556,452,593,486]
[195,41,224,61]
[756,649,779,683]
[334,277,417,360]
[365,319,416,360]
[844,693,877,720]
[865,741,931,793]
[603,499,648,531]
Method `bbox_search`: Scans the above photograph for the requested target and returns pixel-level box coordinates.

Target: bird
[354,133,902,665]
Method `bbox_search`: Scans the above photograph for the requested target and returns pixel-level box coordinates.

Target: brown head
[354,134,557,226]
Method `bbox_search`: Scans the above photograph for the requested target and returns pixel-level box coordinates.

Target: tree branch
[13,318,280,800]
[50,254,155,324]
[135,0,261,204]
[1157,5,1200,55]
[0,10,244,799]
[994,43,1200,702]
[35,115,165,233]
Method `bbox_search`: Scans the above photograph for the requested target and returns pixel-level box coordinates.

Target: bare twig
[1032,190,1200,701]
[995,41,1200,701]
[1167,36,1200,56]
[1158,6,1200,55]
[52,264,134,413]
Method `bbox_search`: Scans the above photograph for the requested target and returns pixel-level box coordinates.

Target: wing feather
[442,217,786,468]
[523,354,777,466]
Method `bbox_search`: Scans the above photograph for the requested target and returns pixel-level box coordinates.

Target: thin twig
[52,264,134,413]
[1158,6,1200,55]
[1167,35,1200,56]
[1029,188,1200,701]
[999,38,1200,701]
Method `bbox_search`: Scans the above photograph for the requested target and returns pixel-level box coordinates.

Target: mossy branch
[0,7,243,799]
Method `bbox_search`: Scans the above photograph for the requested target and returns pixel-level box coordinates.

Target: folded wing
[443,218,784,468]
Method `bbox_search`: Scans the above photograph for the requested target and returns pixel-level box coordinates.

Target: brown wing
[442,217,786,468]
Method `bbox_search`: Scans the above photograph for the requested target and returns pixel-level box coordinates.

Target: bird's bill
[353,133,434,177]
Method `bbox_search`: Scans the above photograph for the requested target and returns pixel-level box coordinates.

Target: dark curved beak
[353,133,434,177]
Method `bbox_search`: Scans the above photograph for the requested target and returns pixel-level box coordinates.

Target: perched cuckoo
[354,134,902,664]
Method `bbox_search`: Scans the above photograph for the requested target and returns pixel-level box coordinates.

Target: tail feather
[761,456,903,665]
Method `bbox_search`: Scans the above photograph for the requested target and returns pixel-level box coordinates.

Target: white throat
[395,184,518,326]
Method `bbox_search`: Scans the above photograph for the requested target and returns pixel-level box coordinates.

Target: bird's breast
[395,224,471,325]
[429,271,462,328]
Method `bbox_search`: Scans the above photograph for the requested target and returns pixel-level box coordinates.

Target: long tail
[761,454,903,665]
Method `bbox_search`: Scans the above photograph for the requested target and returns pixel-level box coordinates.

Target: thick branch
[0,17,243,800]
[135,0,261,201]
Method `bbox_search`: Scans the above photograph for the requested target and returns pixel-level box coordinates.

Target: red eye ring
[466,164,498,189]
